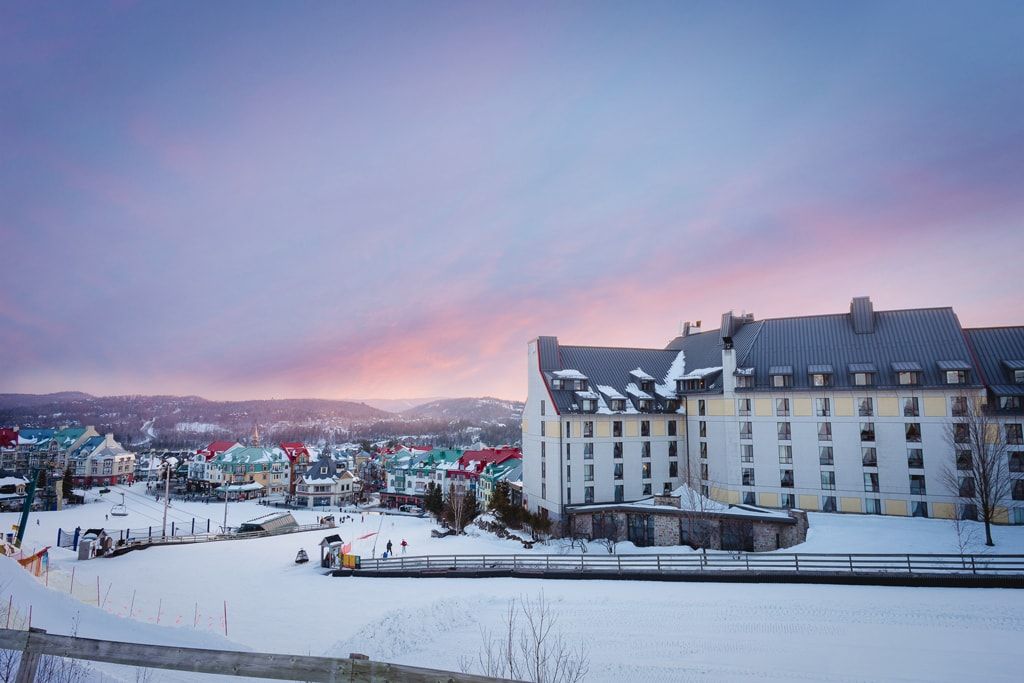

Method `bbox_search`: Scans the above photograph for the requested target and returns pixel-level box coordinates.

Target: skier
[400,539,408,554]
[386,540,393,555]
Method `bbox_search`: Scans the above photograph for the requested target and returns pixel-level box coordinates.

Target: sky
[2,1,1023,402]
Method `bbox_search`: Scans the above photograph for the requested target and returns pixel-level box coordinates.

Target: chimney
[850,296,875,334]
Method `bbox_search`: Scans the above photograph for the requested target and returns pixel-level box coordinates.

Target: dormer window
[638,399,653,412]
[892,362,922,385]
[551,378,563,390]
[938,361,970,385]
[849,363,876,386]
[808,365,833,387]
[769,366,793,388]
[580,399,597,412]
[1004,361,1024,383]
[609,399,626,411]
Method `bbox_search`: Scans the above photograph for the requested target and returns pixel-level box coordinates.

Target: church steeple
[251,423,261,447]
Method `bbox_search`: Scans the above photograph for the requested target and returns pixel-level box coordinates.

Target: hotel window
[669,442,678,458]
[669,461,678,477]
[741,444,754,463]
[821,471,836,490]
[696,400,705,416]
[954,423,970,443]
[584,464,594,482]
[818,422,832,442]
[668,420,677,436]
[614,485,624,502]
[565,464,571,482]
[613,462,623,480]
[860,422,875,442]
[907,448,924,469]
[781,493,796,509]
[858,397,874,417]
[540,400,545,416]
[700,442,708,459]
[743,491,756,505]
[776,398,790,417]
[777,422,791,441]
[565,421,572,438]
[811,372,832,387]
[1007,424,1024,445]
[742,467,755,486]
[584,443,594,459]
[541,483,546,499]
[910,474,927,495]
[772,373,793,388]
[610,398,626,411]
[642,442,651,458]
[566,488,572,504]
[551,378,563,390]
[956,450,973,470]
[612,420,623,437]
[642,462,651,479]
[584,421,594,438]
[862,447,878,467]
[739,422,752,439]
[699,421,707,438]
[1014,480,1024,501]
[541,421,546,437]
[819,446,834,465]
[945,370,969,385]
[903,397,920,417]
[905,423,922,443]
[737,399,751,416]
[816,398,831,417]
[912,501,928,518]
[613,442,622,459]
[1015,369,1024,384]
[780,469,794,488]
[853,372,873,386]
[736,374,754,388]
[640,420,651,437]
[863,472,879,492]
[1009,452,1024,472]
[585,486,594,504]
[779,445,793,464]
[642,483,652,496]
[958,475,976,498]
[1000,396,1023,411]
[565,444,572,458]
[951,396,968,417]
[700,463,708,479]
[897,371,920,386]
[865,497,882,514]
[822,496,837,512]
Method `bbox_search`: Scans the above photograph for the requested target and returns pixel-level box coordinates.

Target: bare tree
[462,592,588,683]
[942,400,1012,547]
[590,514,622,555]
[678,462,717,554]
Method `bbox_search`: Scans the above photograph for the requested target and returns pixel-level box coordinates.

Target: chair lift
[110,493,129,517]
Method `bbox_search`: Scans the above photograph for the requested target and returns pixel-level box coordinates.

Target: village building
[294,451,360,508]
[67,433,136,487]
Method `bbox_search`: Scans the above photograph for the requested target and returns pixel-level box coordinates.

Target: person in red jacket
[400,539,408,554]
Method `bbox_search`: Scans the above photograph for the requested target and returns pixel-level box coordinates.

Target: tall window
[862,447,877,467]
[903,398,920,417]
[737,399,751,416]
[780,469,794,488]
[700,421,707,438]
[777,422,791,440]
[818,422,832,442]
[864,472,879,492]
[613,421,623,437]
[816,398,831,417]
[614,485,624,502]
[565,421,571,438]
[1007,424,1024,445]
[778,445,793,464]
[613,462,623,480]
[739,422,752,439]
[741,444,754,463]
[699,442,708,459]
[819,446,834,465]
[641,462,651,479]
[668,420,677,436]
[905,423,922,443]
[642,442,651,458]
[540,400,545,416]
[865,497,882,514]
[669,461,678,477]
[951,396,968,417]
[613,442,622,459]
[907,449,924,469]
[820,471,836,490]
[910,475,927,495]
[698,400,706,416]
[858,397,874,417]
[669,442,678,458]
[742,467,755,486]
[584,486,594,504]
[776,398,790,417]
[584,421,594,438]
[584,443,594,459]
[541,421,546,437]
[860,422,876,442]
[641,420,651,437]
[584,464,594,482]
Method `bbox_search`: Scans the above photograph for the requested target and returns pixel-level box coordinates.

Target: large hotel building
[521,297,1024,525]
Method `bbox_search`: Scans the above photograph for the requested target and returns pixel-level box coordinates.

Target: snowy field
[3,484,1023,682]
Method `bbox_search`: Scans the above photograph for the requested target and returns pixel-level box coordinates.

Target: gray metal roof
[549,344,682,413]
[891,361,923,372]
[807,364,833,374]
[964,327,1024,398]
[936,359,971,371]
[736,307,980,390]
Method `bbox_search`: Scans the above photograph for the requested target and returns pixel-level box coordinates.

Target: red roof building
[0,427,17,449]
[457,447,521,471]
[196,440,240,461]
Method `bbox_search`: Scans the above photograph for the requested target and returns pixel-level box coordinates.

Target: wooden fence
[345,552,1024,575]
[0,628,511,683]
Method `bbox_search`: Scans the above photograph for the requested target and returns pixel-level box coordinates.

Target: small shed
[320,534,343,567]
[238,512,298,534]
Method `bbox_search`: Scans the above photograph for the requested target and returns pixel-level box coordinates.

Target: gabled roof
[459,447,521,469]
[0,428,17,449]
[964,326,1024,397]
[199,441,241,457]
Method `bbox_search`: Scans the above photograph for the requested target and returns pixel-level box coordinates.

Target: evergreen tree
[424,481,444,517]
[62,468,74,500]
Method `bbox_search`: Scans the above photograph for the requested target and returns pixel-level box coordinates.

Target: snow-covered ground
[2,485,1023,681]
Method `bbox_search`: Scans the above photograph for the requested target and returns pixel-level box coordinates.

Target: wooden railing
[0,628,510,682]
[346,552,1024,575]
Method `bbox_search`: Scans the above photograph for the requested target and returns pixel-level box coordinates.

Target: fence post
[617,555,622,573]
[15,627,46,683]
[657,555,661,572]
[207,519,210,533]
[171,522,175,537]
[149,527,152,539]
[906,556,913,574]
[192,519,195,534]
[794,555,799,572]
[72,528,80,551]
[745,554,750,571]
[971,556,977,574]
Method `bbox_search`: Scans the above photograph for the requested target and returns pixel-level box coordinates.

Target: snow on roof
[679,366,723,380]
[553,369,588,380]
[624,383,653,400]
[596,385,626,400]
[0,476,28,487]
[630,367,655,381]
[574,390,599,400]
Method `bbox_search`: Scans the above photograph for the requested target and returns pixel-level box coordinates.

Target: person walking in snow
[386,540,393,554]
[400,539,408,554]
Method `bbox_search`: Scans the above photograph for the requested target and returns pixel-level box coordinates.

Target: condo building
[522,297,1024,526]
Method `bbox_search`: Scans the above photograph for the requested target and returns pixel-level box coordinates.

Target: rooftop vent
[850,296,874,334]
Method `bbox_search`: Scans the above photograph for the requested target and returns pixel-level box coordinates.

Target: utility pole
[222,473,230,534]
[162,459,171,537]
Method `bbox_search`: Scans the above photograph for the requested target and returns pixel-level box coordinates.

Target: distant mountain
[401,397,524,423]
[356,397,449,413]
[0,391,95,409]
